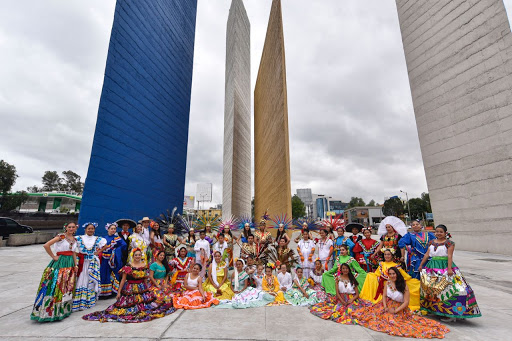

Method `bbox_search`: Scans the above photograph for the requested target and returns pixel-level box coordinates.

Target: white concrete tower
[223,0,251,219]
[396,0,512,254]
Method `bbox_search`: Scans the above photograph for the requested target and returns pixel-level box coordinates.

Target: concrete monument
[254,0,292,220]
[396,0,512,254]
[223,0,251,219]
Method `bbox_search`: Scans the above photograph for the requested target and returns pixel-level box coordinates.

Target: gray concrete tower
[396,0,512,254]
[223,0,251,219]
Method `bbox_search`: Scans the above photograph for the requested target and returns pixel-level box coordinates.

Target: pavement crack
[158,309,184,340]
[0,304,32,319]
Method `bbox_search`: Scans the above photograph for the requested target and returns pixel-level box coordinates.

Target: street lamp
[400,190,411,223]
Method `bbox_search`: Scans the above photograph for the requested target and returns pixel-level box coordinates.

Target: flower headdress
[381,247,396,255]
[104,222,118,231]
[271,213,293,230]
[129,247,147,264]
[82,222,98,229]
[266,262,276,270]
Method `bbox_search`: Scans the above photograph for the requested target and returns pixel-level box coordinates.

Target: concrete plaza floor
[0,242,511,341]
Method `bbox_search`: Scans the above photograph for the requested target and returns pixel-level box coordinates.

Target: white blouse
[338,280,356,294]
[78,235,106,251]
[253,273,264,290]
[429,244,448,257]
[298,240,316,259]
[187,274,199,289]
[309,271,323,284]
[54,237,78,253]
[277,272,293,290]
[387,285,404,302]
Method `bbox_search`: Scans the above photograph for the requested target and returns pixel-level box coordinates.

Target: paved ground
[1,239,511,340]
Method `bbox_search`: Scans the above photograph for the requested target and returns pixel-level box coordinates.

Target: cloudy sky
[2,0,512,206]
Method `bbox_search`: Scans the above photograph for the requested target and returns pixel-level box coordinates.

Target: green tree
[382,197,405,217]
[421,192,431,212]
[61,170,84,193]
[348,197,366,208]
[367,199,376,207]
[26,185,40,193]
[0,160,28,211]
[42,171,62,191]
[291,195,306,219]
[251,197,255,219]
[408,198,428,220]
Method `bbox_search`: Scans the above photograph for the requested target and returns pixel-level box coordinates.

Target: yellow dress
[359,261,420,310]
[262,275,288,305]
[202,262,234,300]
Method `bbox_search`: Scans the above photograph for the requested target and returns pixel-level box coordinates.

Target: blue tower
[78,0,198,234]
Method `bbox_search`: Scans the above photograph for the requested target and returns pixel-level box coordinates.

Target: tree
[367,199,376,207]
[408,198,428,220]
[251,197,255,219]
[61,170,84,193]
[0,160,28,212]
[291,195,306,219]
[26,185,40,193]
[42,171,62,191]
[348,197,366,208]
[382,197,405,217]
[421,192,431,212]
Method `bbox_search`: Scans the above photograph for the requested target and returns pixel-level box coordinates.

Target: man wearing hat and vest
[141,217,151,246]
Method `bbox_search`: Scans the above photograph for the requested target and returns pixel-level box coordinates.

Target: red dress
[169,256,194,293]
[352,238,379,272]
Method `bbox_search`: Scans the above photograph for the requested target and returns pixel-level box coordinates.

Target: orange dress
[172,274,218,310]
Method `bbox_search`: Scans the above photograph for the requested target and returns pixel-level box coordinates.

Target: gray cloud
[3,0,512,208]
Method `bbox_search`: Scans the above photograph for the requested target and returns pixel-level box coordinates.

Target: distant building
[20,192,82,213]
[314,195,348,220]
[196,209,222,220]
[343,206,384,227]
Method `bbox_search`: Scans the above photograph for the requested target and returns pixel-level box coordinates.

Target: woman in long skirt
[31,222,78,322]
[352,267,449,338]
[173,263,219,309]
[202,251,234,300]
[310,263,370,324]
[72,223,106,311]
[148,250,173,304]
[83,248,176,323]
[418,225,481,321]
[169,245,195,292]
[284,267,319,306]
[308,260,327,301]
[99,222,126,297]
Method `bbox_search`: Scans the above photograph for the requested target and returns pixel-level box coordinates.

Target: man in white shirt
[213,233,228,261]
[277,264,292,292]
[317,229,334,270]
[194,230,210,278]
[140,217,151,246]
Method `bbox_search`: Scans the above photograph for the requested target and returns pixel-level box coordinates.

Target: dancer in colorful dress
[262,264,289,305]
[352,227,379,272]
[310,263,370,324]
[255,215,273,264]
[374,216,407,261]
[399,219,435,279]
[360,248,420,310]
[173,263,219,309]
[116,218,135,265]
[213,233,229,261]
[219,259,274,309]
[83,248,176,323]
[148,250,173,304]
[346,223,363,245]
[240,234,257,261]
[284,267,319,306]
[220,224,235,267]
[353,266,449,338]
[127,224,148,264]
[163,223,180,264]
[317,228,333,270]
[322,244,367,294]
[31,222,78,322]
[308,260,327,301]
[72,223,107,311]
[203,251,234,300]
[272,214,292,247]
[332,226,355,262]
[297,229,316,278]
[184,228,197,258]
[253,263,265,290]
[99,222,126,298]
[169,245,194,292]
[418,225,481,321]
[237,220,253,244]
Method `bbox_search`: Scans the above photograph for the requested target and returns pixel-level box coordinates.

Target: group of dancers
[30,212,481,339]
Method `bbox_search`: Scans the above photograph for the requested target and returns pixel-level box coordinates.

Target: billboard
[196,183,212,202]
[184,196,195,209]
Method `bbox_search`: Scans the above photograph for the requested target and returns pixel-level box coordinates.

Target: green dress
[284,277,319,306]
[322,255,367,295]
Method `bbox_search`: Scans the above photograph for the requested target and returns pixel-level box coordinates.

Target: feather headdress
[220,215,239,231]
[238,215,254,230]
[293,217,319,231]
[320,214,345,231]
[194,214,220,232]
[270,213,293,230]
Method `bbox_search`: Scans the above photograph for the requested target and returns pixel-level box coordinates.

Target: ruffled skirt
[173,290,219,309]
[310,293,371,324]
[359,272,420,310]
[420,257,481,318]
[217,287,275,309]
[30,255,77,322]
[351,299,449,338]
[284,287,319,306]
[72,257,101,311]
[82,280,176,323]
[148,278,173,304]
